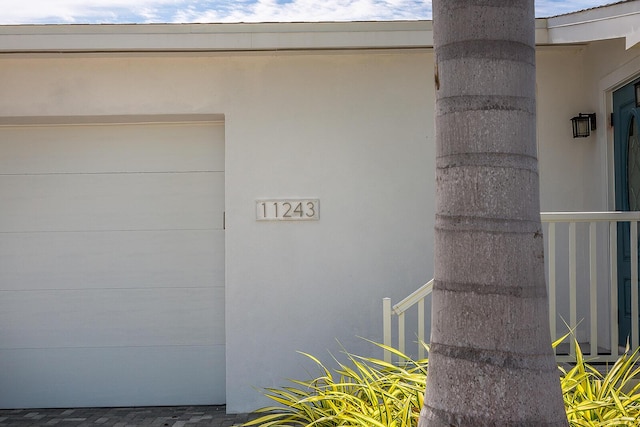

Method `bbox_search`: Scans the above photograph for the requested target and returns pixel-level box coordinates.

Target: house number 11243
[256,199,319,221]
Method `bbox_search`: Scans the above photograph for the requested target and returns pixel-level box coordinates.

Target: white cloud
[0,0,616,25]
[535,0,616,17]
[0,0,182,24]
[180,0,430,23]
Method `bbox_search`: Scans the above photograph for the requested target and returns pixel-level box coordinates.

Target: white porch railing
[382,279,433,362]
[383,211,640,364]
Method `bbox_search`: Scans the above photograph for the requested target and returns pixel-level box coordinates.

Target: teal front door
[614,78,640,346]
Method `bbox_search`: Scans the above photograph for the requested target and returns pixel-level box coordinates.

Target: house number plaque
[256,199,319,221]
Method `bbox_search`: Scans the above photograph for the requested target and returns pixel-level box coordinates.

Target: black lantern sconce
[571,113,597,138]
[635,81,640,108]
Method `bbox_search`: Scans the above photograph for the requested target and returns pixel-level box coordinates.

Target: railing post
[569,221,577,357]
[610,221,619,358]
[398,312,405,356]
[418,298,425,360]
[589,221,598,356]
[632,221,639,350]
[548,222,556,343]
[383,297,392,363]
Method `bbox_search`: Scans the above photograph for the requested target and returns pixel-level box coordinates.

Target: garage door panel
[0,172,224,232]
[0,230,224,291]
[0,123,224,174]
[0,345,225,409]
[1,120,226,407]
[0,287,224,349]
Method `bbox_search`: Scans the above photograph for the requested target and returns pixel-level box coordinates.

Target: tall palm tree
[419,1,568,425]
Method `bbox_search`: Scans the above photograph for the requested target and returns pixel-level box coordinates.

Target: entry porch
[383,211,640,364]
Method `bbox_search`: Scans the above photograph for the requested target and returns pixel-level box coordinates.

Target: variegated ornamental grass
[245,343,426,427]
[561,337,640,426]
[245,338,640,427]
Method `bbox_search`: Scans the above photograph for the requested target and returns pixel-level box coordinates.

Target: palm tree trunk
[419,1,568,425]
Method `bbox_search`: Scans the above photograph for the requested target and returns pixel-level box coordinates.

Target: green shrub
[245,339,640,427]
[244,343,426,427]
[561,339,640,426]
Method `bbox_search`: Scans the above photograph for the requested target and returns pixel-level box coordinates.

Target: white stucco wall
[537,46,597,212]
[0,49,435,412]
[536,39,640,213]
[223,51,435,412]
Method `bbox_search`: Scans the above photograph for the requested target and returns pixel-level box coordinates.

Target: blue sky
[0,0,618,25]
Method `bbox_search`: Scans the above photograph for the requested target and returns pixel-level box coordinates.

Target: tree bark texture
[419,1,568,426]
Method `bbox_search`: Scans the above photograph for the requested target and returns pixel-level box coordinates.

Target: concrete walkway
[0,406,258,426]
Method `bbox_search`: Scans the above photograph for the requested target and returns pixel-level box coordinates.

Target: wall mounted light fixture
[571,113,597,138]
[635,81,640,108]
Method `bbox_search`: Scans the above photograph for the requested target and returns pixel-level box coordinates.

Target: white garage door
[0,119,225,408]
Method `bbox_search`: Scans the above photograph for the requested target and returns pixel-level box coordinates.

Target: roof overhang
[0,21,434,54]
[547,0,640,49]
[0,19,554,54]
[0,1,637,55]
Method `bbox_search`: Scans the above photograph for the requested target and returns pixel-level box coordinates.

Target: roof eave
[547,0,640,49]
[0,0,638,56]
[0,21,435,54]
